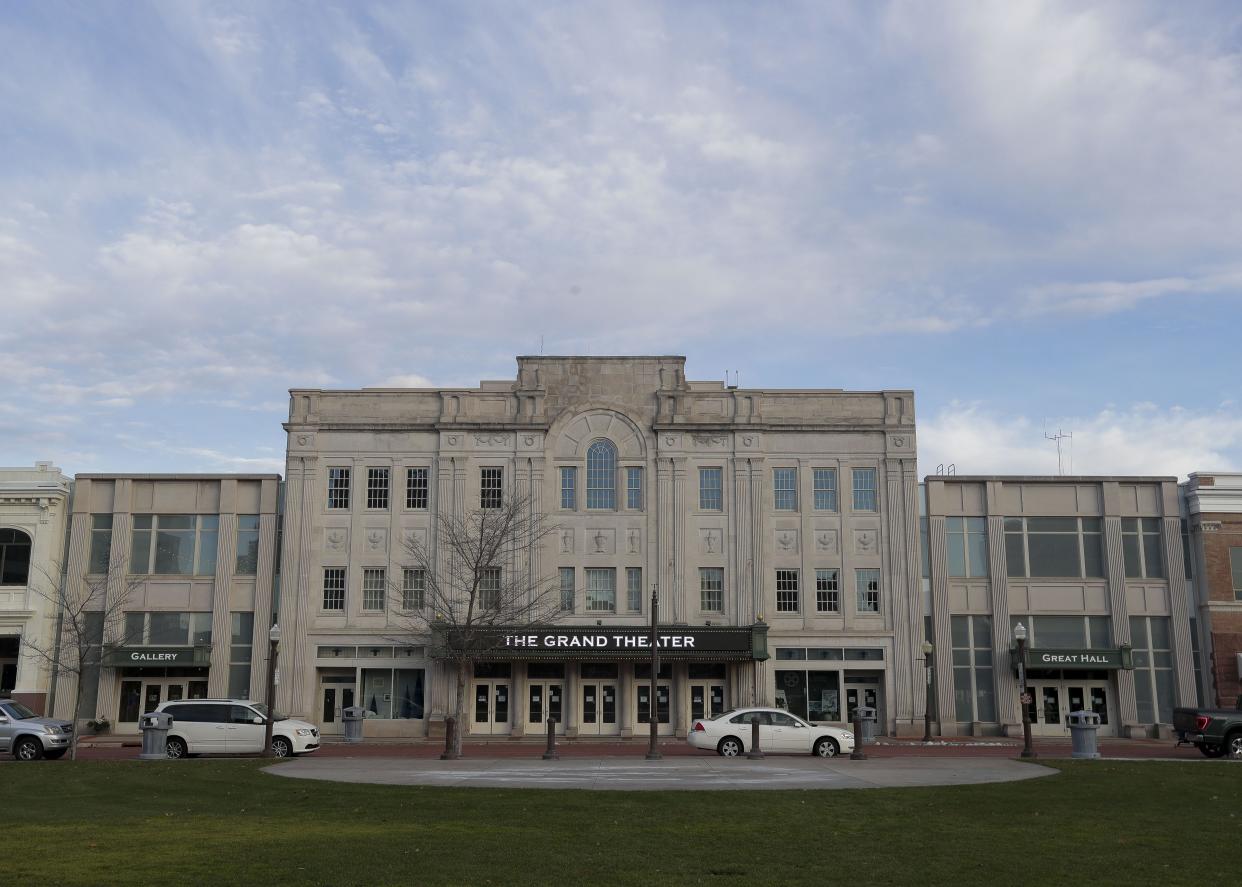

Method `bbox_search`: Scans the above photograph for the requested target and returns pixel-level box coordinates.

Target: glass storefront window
[807,672,840,722]
[394,669,425,719]
[362,669,393,718]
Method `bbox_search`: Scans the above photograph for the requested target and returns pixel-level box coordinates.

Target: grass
[1,759,1239,886]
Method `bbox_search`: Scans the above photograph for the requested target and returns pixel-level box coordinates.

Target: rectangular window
[951,615,996,723]
[235,515,260,575]
[1232,548,1242,601]
[813,469,838,512]
[1005,517,1105,579]
[362,567,386,611]
[1122,518,1165,579]
[89,514,113,574]
[947,517,989,578]
[480,468,503,509]
[1131,615,1174,723]
[402,568,425,610]
[699,468,723,511]
[560,467,577,510]
[627,567,642,611]
[855,568,880,613]
[405,468,429,509]
[852,468,878,512]
[367,468,390,510]
[626,467,643,510]
[773,468,798,511]
[327,467,351,510]
[229,612,254,699]
[323,567,346,611]
[775,569,799,612]
[130,515,218,576]
[815,568,840,613]
[700,567,724,612]
[585,568,616,612]
[479,567,501,609]
[559,567,575,611]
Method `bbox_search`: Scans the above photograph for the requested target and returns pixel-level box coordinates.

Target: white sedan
[688,707,855,757]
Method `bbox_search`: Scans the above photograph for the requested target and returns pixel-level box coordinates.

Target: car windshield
[248,703,288,722]
[2,701,38,719]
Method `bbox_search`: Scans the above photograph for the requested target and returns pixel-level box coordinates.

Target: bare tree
[24,569,140,760]
[389,490,561,758]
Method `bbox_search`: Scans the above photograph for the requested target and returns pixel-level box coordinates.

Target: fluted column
[884,458,914,729]
[928,515,956,728]
[208,513,238,697]
[1103,516,1138,723]
[1163,516,1196,706]
[986,515,1016,726]
[248,511,279,700]
[671,457,687,623]
[277,457,316,716]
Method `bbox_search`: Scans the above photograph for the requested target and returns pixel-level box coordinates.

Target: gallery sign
[102,646,211,668]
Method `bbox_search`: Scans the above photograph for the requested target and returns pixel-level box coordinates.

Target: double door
[319,677,357,736]
[528,682,564,734]
[579,682,619,736]
[690,682,726,722]
[1026,681,1113,737]
[119,678,208,728]
[473,680,511,735]
[636,682,673,735]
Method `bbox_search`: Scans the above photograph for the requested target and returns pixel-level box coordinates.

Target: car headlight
[296,728,314,736]
[44,725,61,735]
[842,732,854,741]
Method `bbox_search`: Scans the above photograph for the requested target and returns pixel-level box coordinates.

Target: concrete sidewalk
[264,755,1058,791]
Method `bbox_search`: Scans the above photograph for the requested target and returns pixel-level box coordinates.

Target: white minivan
[156,699,320,758]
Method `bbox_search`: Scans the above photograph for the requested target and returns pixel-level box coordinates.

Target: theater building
[276,356,925,738]
[0,463,72,714]
[51,474,280,731]
[924,475,1198,738]
[1182,472,1242,708]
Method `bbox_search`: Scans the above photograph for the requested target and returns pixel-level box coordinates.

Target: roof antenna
[540,335,544,355]
[1044,424,1073,476]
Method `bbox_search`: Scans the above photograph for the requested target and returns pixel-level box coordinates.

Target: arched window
[586,439,618,509]
[0,528,32,586]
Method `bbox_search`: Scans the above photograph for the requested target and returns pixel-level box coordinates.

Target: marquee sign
[433,624,769,661]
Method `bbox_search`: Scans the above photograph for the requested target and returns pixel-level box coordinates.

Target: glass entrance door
[844,681,882,724]
[118,678,207,730]
[528,682,563,734]
[472,680,511,735]
[636,683,673,735]
[690,682,726,721]
[319,675,357,736]
[579,682,619,736]
[1028,681,1114,737]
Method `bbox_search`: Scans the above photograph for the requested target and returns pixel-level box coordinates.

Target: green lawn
[2,759,1238,886]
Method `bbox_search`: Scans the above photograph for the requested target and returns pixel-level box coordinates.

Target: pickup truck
[1173,698,1242,759]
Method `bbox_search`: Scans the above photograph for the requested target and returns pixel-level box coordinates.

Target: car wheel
[717,736,744,757]
[272,737,292,758]
[44,750,67,760]
[1198,743,1226,758]
[1227,732,1242,761]
[165,737,188,759]
[14,737,43,761]
[814,737,840,758]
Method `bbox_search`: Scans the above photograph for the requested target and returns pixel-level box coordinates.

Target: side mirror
[253,716,264,725]
[0,715,8,724]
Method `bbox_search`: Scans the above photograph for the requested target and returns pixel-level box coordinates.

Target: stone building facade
[52,474,280,730]
[1182,472,1242,708]
[0,463,72,714]
[276,356,925,738]
[924,475,1197,738]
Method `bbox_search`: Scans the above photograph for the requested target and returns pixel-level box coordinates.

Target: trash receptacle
[855,706,878,745]
[343,706,366,744]
[139,711,173,760]
[1067,710,1101,759]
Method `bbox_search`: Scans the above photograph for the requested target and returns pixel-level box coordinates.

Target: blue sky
[2,1,1240,478]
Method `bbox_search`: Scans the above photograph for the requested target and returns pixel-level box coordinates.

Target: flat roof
[924,475,1177,483]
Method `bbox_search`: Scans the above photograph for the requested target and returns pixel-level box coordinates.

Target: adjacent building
[52,474,280,730]
[0,463,72,714]
[1182,473,1242,709]
[275,356,925,738]
[923,475,1197,738]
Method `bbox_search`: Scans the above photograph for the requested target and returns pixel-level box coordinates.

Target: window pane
[813,468,837,511]
[560,467,576,510]
[953,667,974,722]
[150,612,188,645]
[947,526,966,578]
[1088,616,1111,648]
[775,569,799,612]
[124,612,144,644]
[406,468,429,509]
[363,568,386,611]
[560,568,574,611]
[586,441,617,509]
[327,468,351,509]
[395,669,425,719]
[196,519,218,576]
[585,568,615,612]
[773,468,797,511]
[699,468,723,511]
[231,611,254,646]
[1122,533,1142,578]
[402,569,425,610]
[1232,548,1242,599]
[852,468,877,512]
[228,664,251,699]
[1027,533,1080,578]
[1148,616,1171,650]
[627,568,642,611]
[1005,529,1025,577]
[1143,529,1164,579]
[480,467,503,509]
[130,528,152,574]
[1033,616,1086,649]
[626,467,643,510]
[855,569,880,613]
[191,612,213,645]
[950,615,970,648]
[1082,530,1105,578]
[974,669,997,721]
[367,468,390,509]
[700,568,723,612]
[362,669,393,719]
[235,515,260,575]
[966,520,989,577]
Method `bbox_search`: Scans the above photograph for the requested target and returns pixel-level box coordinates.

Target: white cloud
[920,402,1242,480]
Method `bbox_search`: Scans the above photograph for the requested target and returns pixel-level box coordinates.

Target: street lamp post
[262,622,281,758]
[921,640,935,743]
[645,585,662,761]
[1014,622,1036,759]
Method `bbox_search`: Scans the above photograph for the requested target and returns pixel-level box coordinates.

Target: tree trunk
[69,679,83,762]
[454,658,469,758]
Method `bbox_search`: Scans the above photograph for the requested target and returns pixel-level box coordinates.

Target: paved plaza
[264,755,1057,791]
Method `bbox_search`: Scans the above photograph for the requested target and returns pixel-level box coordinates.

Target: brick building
[1183,472,1242,708]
